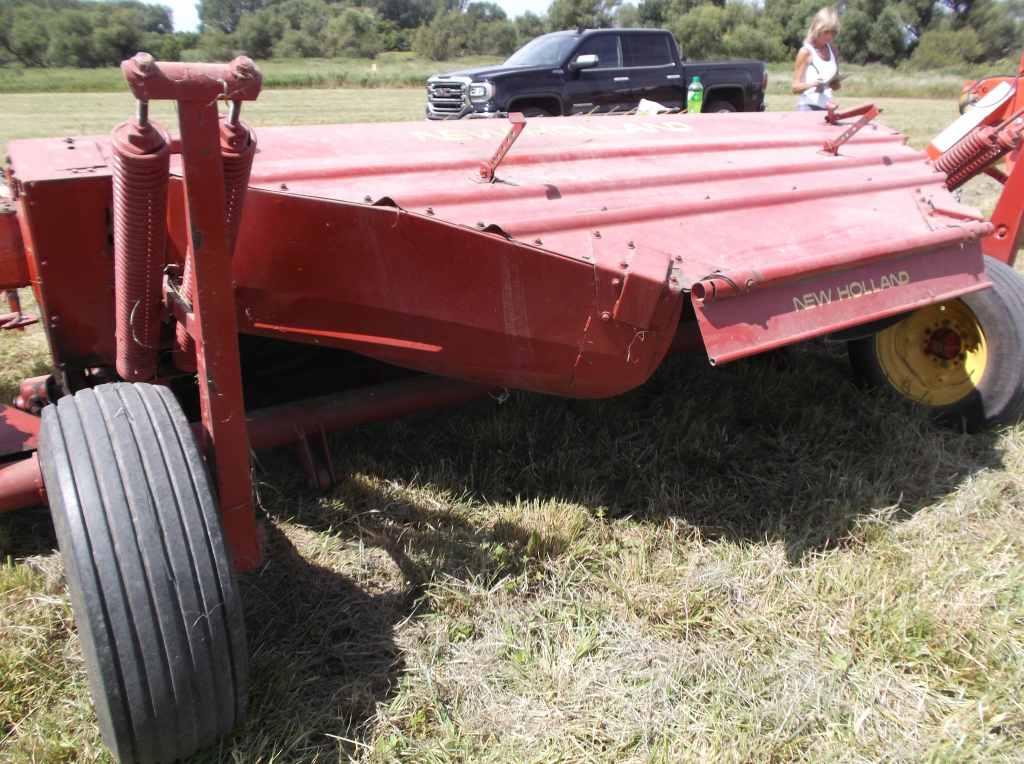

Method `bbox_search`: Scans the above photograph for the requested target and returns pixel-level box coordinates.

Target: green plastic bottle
[687,75,704,114]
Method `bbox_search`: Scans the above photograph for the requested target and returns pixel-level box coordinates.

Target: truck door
[564,33,634,114]
[621,33,684,109]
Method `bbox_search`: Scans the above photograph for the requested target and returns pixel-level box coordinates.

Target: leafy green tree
[273,26,324,57]
[961,0,1020,58]
[669,3,727,58]
[637,0,671,26]
[466,1,506,22]
[46,10,94,66]
[481,18,518,53]
[236,9,284,58]
[195,28,237,59]
[199,0,263,34]
[412,12,456,58]
[91,9,143,65]
[8,10,52,66]
[324,7,385,57]
[724,21,787,61]
[547,0,620,30]
[515,11,546,40]
[615,3,641,26]
[141,30,186,60]
[764,0,824,51]
[269,0,333,33]
[864,4,906,63]
[897,0,937,38]
[376,19,410,51]
[134,3,174,34]
[909,25,983,67]
[371,0,435,29]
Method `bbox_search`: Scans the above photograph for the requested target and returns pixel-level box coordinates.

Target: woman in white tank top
[792,7,841,111]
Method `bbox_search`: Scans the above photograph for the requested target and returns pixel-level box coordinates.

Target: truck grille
[428,80,467,116]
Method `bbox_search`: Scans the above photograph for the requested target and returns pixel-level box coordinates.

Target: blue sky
[143,0,555,32]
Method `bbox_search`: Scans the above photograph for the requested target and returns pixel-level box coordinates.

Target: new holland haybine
[3,53,1024,761]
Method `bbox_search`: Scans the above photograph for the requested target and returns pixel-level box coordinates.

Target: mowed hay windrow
[1,91,1022,761]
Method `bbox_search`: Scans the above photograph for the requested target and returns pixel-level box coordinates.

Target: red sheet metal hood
[241,110,979,282]
[235,110,990,369]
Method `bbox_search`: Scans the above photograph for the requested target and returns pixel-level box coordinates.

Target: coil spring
[174,118,257,372]
[111,120,170,382]
[934,125,1010,190]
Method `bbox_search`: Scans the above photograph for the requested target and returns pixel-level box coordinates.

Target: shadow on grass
[0,504,56,559]
[0,342,1007,761]
[283,343,1004,566]
[222,342,1006,755]
[190,522,409,762]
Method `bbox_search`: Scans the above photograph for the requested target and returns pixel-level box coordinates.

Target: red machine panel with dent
[6,149,115,369]
[225,191,682,398]
[9,108,993,399]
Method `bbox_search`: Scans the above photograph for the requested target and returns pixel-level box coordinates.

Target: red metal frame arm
[177,100,261,571]
[121,53,262,103]
[119,53,263,571]
[0,455,45,513]
[984,148,1024,265]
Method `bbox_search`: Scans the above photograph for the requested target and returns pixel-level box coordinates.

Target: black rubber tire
[38,383,247,763]
[849,256,1024,432]
[705,100,737,113]
[520,106,554,117]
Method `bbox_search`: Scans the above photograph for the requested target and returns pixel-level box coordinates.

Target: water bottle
[687,75,704,114]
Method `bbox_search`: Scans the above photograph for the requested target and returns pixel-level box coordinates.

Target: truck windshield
[504,33,578,67]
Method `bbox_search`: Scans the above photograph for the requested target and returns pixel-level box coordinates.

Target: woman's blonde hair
[806,7,840,44]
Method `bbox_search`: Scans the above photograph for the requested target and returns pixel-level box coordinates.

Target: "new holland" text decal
[793,271,911,311]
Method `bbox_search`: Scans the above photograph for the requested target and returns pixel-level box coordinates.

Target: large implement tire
[849,256,1024,431]
[38,383,247,763]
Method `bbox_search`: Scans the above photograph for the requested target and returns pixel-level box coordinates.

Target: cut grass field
[1,91,1023,762]
[0,53,501,93]
[1,52,1009,98]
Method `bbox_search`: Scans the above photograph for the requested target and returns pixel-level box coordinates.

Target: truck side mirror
[569,54,599,72]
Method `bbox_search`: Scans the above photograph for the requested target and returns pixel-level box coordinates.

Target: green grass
[2,53,1009,98]
[766,57,1022,100]
[1,90,1023,761]
[0,52,500,94]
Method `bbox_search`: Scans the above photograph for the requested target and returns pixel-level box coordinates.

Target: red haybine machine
[3,53,1024,761]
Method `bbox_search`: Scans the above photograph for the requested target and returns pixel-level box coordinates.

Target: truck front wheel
[848,256,1024,431]
[705,100,737,113]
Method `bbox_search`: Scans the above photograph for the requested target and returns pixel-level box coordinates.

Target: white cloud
[141,0,200,32]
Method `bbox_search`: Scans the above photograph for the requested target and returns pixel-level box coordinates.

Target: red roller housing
[111,118,171,381]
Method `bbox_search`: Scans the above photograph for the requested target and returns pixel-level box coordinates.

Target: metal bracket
[823,103,880,155]
[478,112,526,182]
[294,427,336,491]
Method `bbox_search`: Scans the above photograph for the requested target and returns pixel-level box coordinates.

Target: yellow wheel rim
[874,299,988,407]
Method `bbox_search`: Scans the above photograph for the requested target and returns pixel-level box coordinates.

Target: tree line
[0,0,1021,70]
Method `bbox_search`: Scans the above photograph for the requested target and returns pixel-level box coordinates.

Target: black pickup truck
[426,28,767,119]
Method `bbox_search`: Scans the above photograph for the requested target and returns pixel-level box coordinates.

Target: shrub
[195,29,237,62]
[324,8,385,59]
[909,27,984,70]
[723,23,787,62]
[236,11,285,60]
